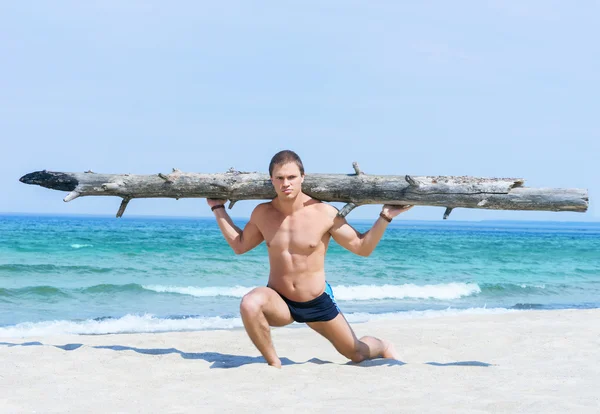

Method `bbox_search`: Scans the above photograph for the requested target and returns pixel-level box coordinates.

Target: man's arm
[208,199,265,255]
[329,204,413,257]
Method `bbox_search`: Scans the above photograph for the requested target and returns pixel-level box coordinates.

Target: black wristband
[379,211,392,223]
[211,204,225,212]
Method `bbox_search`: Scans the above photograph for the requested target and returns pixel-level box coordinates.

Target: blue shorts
[272,282,340,323]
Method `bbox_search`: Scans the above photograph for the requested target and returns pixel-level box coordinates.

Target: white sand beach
[1,309,599,413]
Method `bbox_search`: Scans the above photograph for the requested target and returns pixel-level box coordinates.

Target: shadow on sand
[0,341,492,368]
[425,361,493,367]
[0,341,329,368]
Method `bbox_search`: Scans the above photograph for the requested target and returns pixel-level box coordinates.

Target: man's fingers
[207,198,228,207]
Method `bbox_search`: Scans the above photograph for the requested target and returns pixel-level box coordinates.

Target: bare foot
[381,339,400,360]
[268,359,282,369]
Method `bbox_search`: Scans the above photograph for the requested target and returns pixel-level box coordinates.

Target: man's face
[270,162,304,200]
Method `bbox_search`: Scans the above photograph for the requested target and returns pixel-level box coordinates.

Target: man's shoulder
[251,202,273,218]
[309,200,339,218]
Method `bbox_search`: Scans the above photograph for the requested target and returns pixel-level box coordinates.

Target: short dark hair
[268,150,305,177]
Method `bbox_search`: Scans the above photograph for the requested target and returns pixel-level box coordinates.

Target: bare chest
[260,212,332,253]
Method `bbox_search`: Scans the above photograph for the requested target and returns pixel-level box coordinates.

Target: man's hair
[268,150,305,177]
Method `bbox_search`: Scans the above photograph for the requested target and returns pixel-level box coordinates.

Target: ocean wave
[143,283,482,301]
[0,314,243,337]
[0,308,517,337]
[479,283,550,295]
[344,307,517,323]
[143,285,253,298]
[81,283,145,294]
[70,244,93,249]
[0,285,69,298]
[519,284,546,289]
[511,303,545,310]
[333,283,480,300]
[0,281,555,301]
[0,284,147,298]
[0,264,115,274]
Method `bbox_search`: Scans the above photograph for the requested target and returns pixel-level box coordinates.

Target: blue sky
[1,1,598,221]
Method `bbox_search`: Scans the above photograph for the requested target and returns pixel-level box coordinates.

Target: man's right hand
[207,199,228,209]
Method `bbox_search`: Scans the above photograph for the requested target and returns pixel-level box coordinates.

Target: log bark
[19,168,588,218]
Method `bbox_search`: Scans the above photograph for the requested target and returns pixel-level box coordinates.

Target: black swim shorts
[272,282,340,323]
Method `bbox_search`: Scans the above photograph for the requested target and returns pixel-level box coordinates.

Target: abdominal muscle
[266,250,328,302]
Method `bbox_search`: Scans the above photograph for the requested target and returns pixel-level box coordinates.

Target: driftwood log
[19,164,588,219]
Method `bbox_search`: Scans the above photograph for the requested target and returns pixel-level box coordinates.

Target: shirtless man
[208,150,413,367]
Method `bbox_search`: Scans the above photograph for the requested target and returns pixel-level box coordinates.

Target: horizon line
[1,211,599,224]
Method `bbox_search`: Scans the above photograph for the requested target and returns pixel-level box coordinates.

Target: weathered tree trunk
[19,167,588,218]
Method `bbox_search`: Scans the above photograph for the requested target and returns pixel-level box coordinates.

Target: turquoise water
[1,214,599,336]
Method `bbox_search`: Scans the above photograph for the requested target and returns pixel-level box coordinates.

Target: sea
[1,214,599,337]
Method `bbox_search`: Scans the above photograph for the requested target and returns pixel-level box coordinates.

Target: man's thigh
[246,287,294,327]
[306,313,359,356]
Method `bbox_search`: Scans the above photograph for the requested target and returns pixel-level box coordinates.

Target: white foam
[519,284,546,289]
[0,314,244,338]
[70,244,93,249]
[333,283,481,300]
[0,308,517,338]
[143,285,253,298]
[142,282,481,301]
[345,307,516,323]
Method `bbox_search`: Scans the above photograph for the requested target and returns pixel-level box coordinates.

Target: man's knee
[347,351,365,363]
[240,290,266,317]
[339,340,367,363]
[336,342,366,363]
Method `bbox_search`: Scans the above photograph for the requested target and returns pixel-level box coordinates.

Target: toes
[381,340,400,360]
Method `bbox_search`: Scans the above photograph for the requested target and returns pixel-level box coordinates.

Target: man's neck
[274,193,307,215]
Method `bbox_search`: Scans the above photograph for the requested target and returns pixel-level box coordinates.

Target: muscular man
[208,150,413,367]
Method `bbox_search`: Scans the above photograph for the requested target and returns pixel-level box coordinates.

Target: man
[208,150,412,367]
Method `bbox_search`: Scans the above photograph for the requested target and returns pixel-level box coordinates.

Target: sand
[1,309,599,413]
